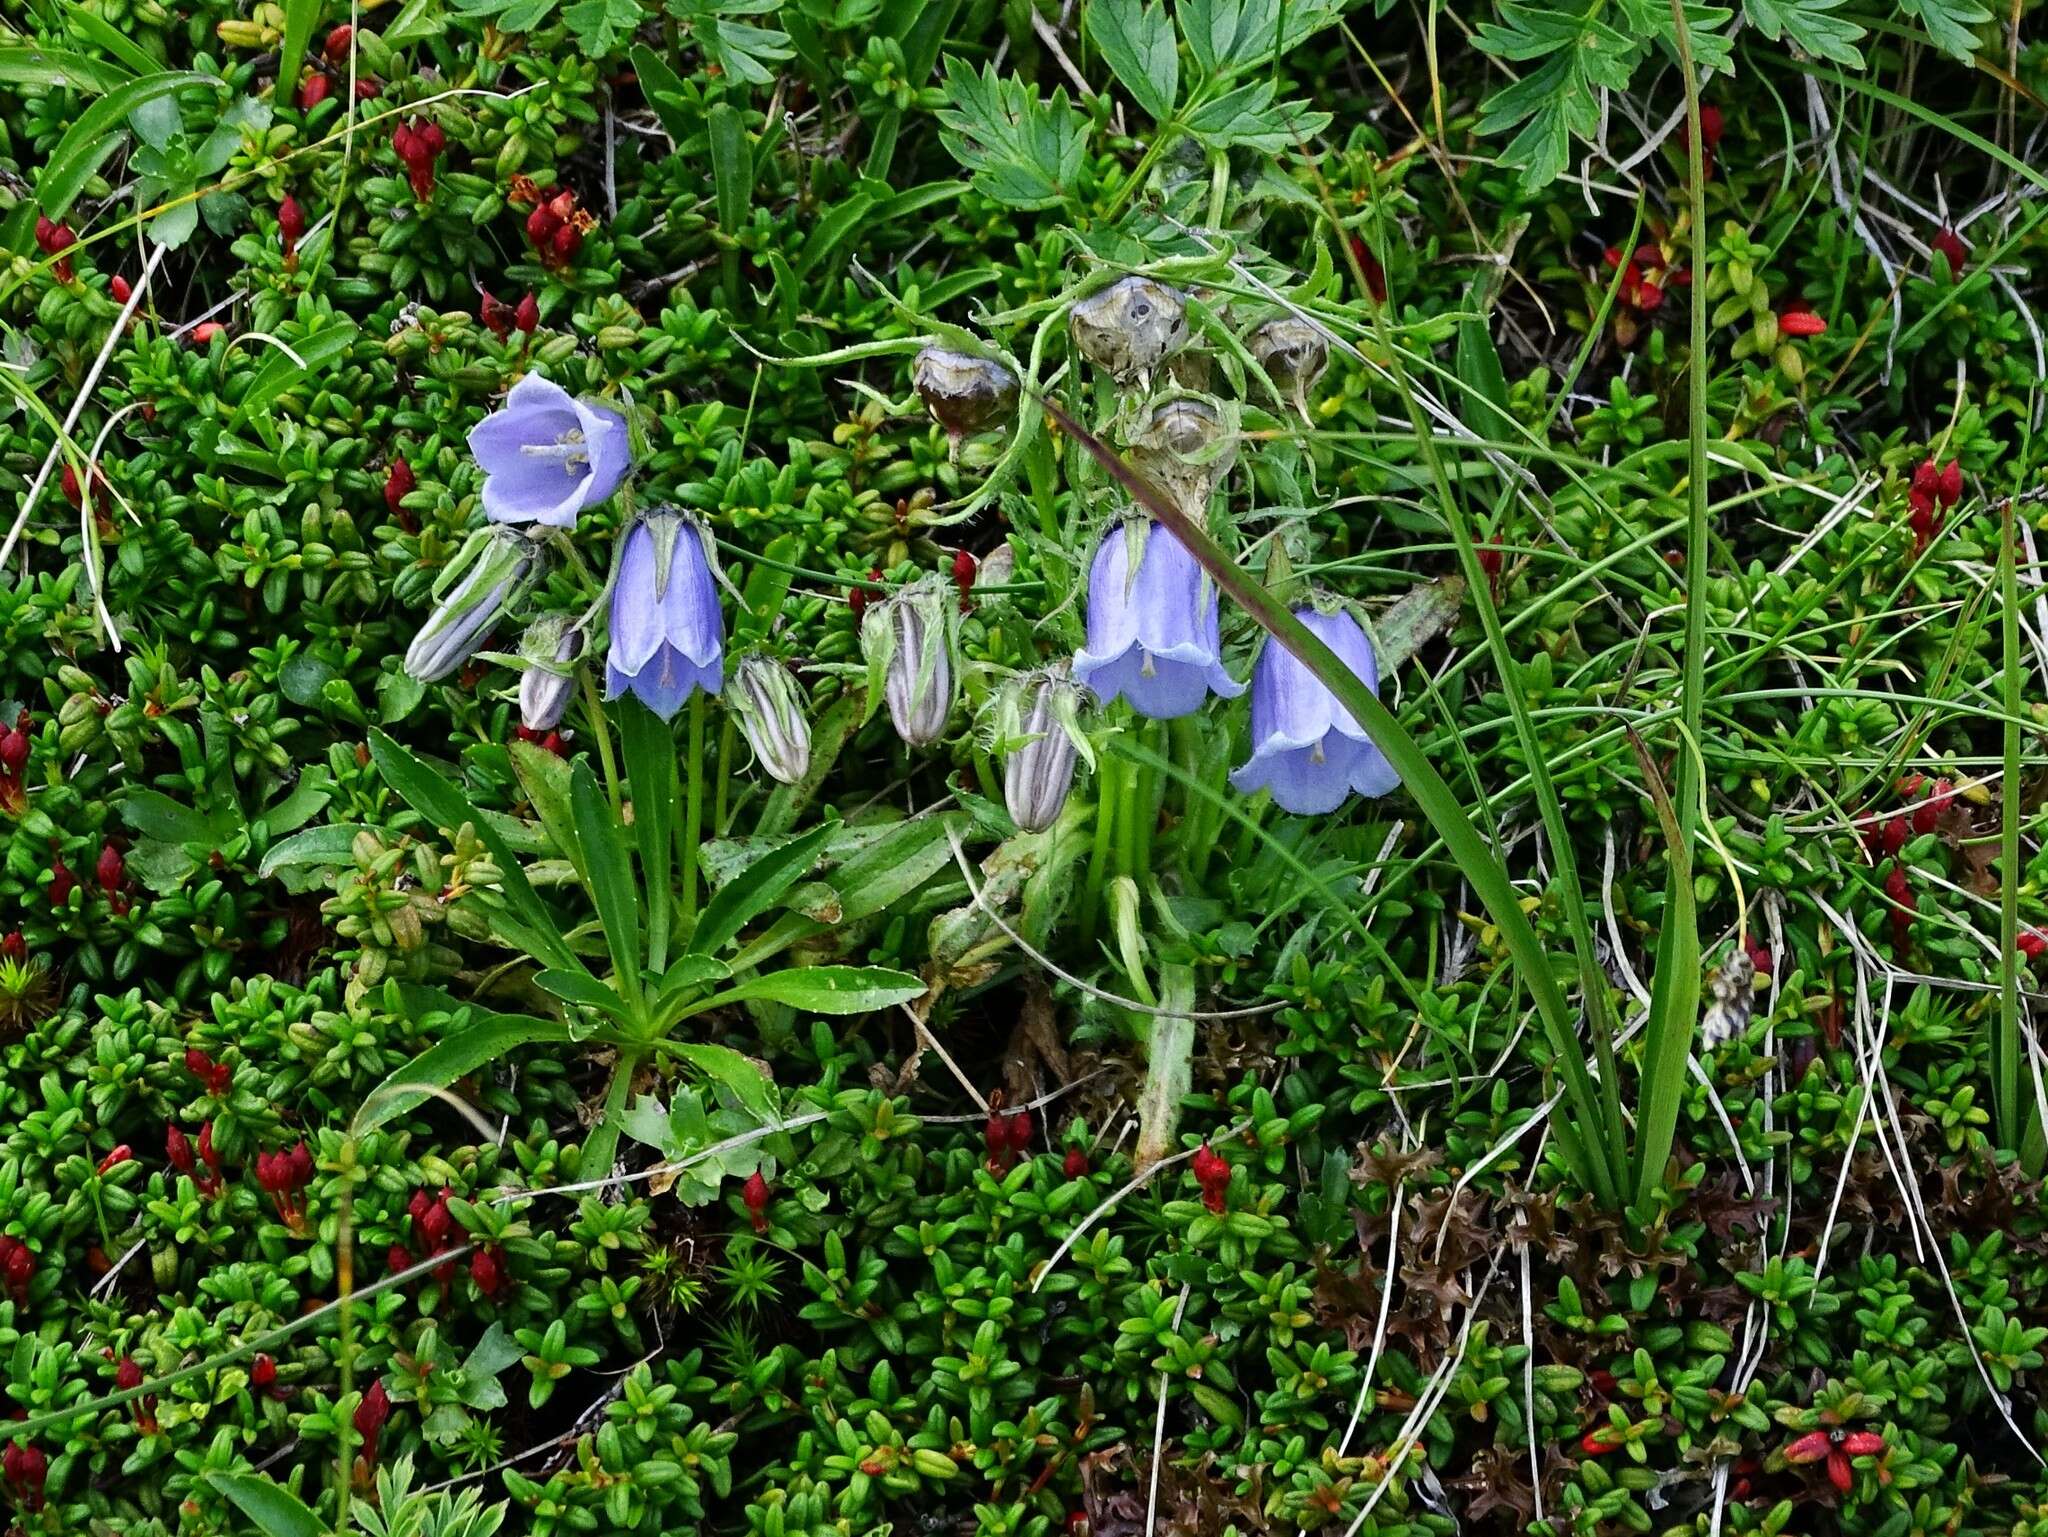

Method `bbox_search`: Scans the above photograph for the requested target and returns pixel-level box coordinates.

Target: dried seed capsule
[1069,276,1189,381]
[1248,317,1330,412]
[912,346,1018,439]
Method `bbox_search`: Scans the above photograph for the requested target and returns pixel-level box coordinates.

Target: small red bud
[116,1356,144,1391]
[251,1353,278,1390]
[278,194,304,257]
[96,840,124,894]
[479,290,513,338]
[470,1246,503,1296]
[109,274,133,305]
[384,457,415,517]
[524,204,562,246]
[97,1144,132,1174]
[61,464,82,507]
[742,1170,770,1232]
[298,72,332,110]
[2019,929,2047,961]
[49,857,74,908]
[190,321,226,345]
[1932,226,1967,276]
[353,1379,391,1447]
[167,1125,195,1172]
[549,223,583,264]
[1778,304,1827,338]
[198,1120,221,1174]
[1063,1146,1089,1178]
[514,293,539,332]
[323,24,354,60]
[387,1243,413,1276]
[1937,460,1962,506]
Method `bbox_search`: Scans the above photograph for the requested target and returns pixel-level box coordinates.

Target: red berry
[298,72,332,110]
[250,1353,278,1390]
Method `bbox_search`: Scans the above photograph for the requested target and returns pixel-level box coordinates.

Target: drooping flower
[403,527,538,683]
[1069,276,1189,381]
[466,372,630,529]
[604,512,723,720]
[1231,605,1400,815]
[1000,669,1089,833]
[726,652,811,784]
[1073,521,1243,719]
[912,346,1018,441]
[861,577,957,746]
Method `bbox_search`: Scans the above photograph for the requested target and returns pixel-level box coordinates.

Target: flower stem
[581,669,623,813]
[713,714,734,835]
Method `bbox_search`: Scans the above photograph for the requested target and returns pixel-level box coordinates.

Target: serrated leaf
[563,0,644,53]
[1743,0,1865,66]
[936,59,1087,211]
[1086,0,1178,119]
[1898,0,1988,60]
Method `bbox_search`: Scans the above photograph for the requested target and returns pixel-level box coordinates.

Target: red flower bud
[110,274,133,305]
[384,457,415,517]
[324,24,354,60]
[1063,1146,1089,1178]
[951,548,977,591]
[278,194,304,257]
[1912,459,1939,497]
[96,840,124,894]
[514,293,539,332]
[1840,1431,1886,1457]
[167,1125,195,1172]
[190,321,226,345]
[0,726,27,777]
[1828,1451,1854,1491]
[1633,279,1664,312]
[742,1170,770,1216]
[549,223,583,265]
[353,1379,391,1446]
[1004,1109,1032,1151]
[1938,460,1962,506]
[479,290,513,338]
[1932,225,1967,277]
[0,1236,33,1305]
[61,464,82,507]
[1347,235,1388,303]
[849,570,883,621]
[2,1440,46,1510]
[387,1243,413,1276]
[0,932,23,964]
[198,1120,221,1174]
[96,1144,132,1174]
[1879,816,1908,859]
[470,1246,502,1295]
[49,857,74,908]
[116,1356,144,1391]
[524,204,562,247]
[251,1353,278,1390]
[418,122,445,156]
[1580,1430,1617,1456]
[2019,929,2047,960]
[354,77,381,100]
[298,72,332,110]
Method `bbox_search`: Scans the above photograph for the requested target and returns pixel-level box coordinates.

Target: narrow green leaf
[230,319,360,424]
[274,0,323,113]
[353,989,578,1135]
[669,1041,778,1122]
[368,730,582,974]
[509,739,587,881]
[257,824,368,879]
[570,759,643,1008]
[0,45,132,93]
[679,964,925,1018]
[207,1472,324,1537]
[535,968,632,1019]
[708,101,751,233]
[689,821,834,957]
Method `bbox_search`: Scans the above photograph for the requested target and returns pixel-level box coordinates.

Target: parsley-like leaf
[563,0,643,55]
[1743,0,1865,67]
[1086,0,1178,119]
[936,58,1087,211]
[1897,0,1990,61]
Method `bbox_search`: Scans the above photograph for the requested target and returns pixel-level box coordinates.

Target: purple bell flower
[604,511,723,720]
[1073,520,1243,719]
[467,372,631,529]
[1230,605,1400,815]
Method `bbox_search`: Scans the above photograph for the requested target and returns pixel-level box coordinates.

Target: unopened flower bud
[1000,669,1089,833]
[726,652,811,785]
[516,615,584,734]
[911,346,1018,439]
[862,577,957,747]
[404,527,539,683]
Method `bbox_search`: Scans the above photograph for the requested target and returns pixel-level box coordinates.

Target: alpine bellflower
[726,653,812,784]
[1074,520,1243,719]
[403,527,538,683]
[604,512,723,720]
[1231,605,1400,815]
[466,372,630,529]
[1001,669,1089,833]
[862,577,958,746]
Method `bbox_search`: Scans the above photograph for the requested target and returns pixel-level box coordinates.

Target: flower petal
[608,522,664,677]
[1077,523,1142,671]
[1231,735,1366,815]
[576,398,632,505]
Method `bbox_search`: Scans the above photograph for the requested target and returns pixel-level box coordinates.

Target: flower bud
[514,293,540,332]
[1069,276,1189,381]
[726,653,812,785]
[862,578,957,747]
[516,615,584,733]
[404,527,538,684]
[912,346,1018,439]
[1000,669,1089,833]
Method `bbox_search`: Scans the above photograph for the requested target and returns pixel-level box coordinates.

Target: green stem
[1080,746,1121,942]
[336,1151,357,1524]
[581,670,624,814]
[713,715,734,836]
[582,1045,646,1185]
[681,693,707,925]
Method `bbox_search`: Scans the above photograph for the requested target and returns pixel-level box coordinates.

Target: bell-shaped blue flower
[1231,605,1400,815]
[1073,520,1242,719]
[604,511,723,720]
[467,371,631,529]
